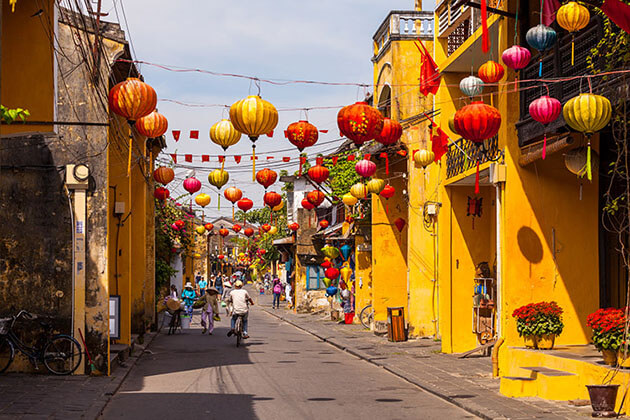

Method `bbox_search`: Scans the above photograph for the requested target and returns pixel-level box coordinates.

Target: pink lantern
[529,95,562,160]
[501,45,531,70]
[355,159,376,178]
[183,177,201,195]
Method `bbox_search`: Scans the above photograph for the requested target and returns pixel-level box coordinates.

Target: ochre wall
[1,0,55,133]
[353,234,372,323]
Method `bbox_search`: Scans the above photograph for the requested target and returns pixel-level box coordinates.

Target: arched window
[378,85,391,119]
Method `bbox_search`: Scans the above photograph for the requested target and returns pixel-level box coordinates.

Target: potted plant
[586,308,625,366]
[512,301,564,349]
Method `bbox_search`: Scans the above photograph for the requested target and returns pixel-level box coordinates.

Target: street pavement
[101,291,478,419]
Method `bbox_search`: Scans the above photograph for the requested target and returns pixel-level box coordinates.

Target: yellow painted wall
[1,0,55,133]
[353,235,372,321]
[130,151,147,333]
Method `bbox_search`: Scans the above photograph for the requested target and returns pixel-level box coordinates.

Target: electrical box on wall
[426,203,439,216]
[114,202,125,215]
[65,164,89,189]
[490,163,507,184]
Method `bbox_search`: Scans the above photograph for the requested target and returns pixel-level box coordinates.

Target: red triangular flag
[185,154,193,162]
[284,130,289,138]
[347,155,355,161]
[234,156,242,164]
[601,0,630,34]
[267,156,274,160]
[282,157,290,162]
[431,126,450,162]
[332,156,338,165]
[316,157,324,165]
[250,156,258,160]
[319,130,329,133]
[218,156,225,163]
[172,130,181,142]
[266,130,274,137]
[170,153,178,163]
[415,40,441,96]
[190,130,199,139]
[202,155,210,162]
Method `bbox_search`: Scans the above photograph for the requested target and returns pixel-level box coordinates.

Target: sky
[99,0,429,220]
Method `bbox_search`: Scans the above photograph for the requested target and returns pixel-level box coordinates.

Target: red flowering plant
[586,308,626,351]
[512,301,564,337]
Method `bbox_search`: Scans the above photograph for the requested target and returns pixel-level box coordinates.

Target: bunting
[190,130,199,139]
[172,130,181,142]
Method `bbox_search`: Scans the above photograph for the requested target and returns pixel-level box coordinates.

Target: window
[306,265,325,290]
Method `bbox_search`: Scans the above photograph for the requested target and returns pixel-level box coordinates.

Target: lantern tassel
[127,133,133,177]
[586,141,592,182]
[538,59,542,77]
[542,133,547,160]
[385,153,390,175]
[571,36,575,66]
[475,160,480,194]
[481,0,489,53]
[252,145,256,182]
[218,194,221,210]
[221,158,225,171]
[232,206,235,222]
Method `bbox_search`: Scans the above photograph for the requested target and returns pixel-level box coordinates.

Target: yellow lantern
[196,225,206,235]
[195,193,211,208]
[556,2,590,65]
[414,149,435,168]
[563,93,611,180]
[272,201,284,212]
[210,119,242,154]
[229,95,279,180]
[208,169,230,210]
[350,183,367,200]
[366,178,386,194]
[269,226,278,235]
[340,265,352,283]
[194,253,202,259]
[342,193,358,207]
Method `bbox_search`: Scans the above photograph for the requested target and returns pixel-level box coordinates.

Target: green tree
[323,151,361,198]
[0,105,29,124]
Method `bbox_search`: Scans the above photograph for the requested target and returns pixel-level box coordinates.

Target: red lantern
[321,260,332,269]
[288,222,300,232]
[237,198,254,212]
[154,187,169,200]
[337,102,384,145]
[204,223,214,231]
[108,78,157,121]
[380,185,395,199]
[218,254,225,260]
[301,198,315,210]
[325,267,340,280]
[244,227,255,237]
[319,220,329,229]
[477,60,505,83]
[453,102,501,143]
[232,224,242,233]
[264,191,282,209]
[256,168,277,190]
[135,110,168,138]
[307,190,325,207]
[375,118,402,145]
[285,120,319,151]
[394,217,406,232]
[153,166,174,185]
[261,224,272,232]
[174,220,185,229]
[308,165,329,184]
[183,177,202,195]
[219,228,230,237]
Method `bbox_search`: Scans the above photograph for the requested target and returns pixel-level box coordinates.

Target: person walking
[215,274,224,297]
[181,282,197,317]
[198,277,208,297]
[272,277,282,309]
[200,286,219,334]
[285,281,293,309]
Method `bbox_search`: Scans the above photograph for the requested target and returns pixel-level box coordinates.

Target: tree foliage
[323,151,361,198]
[0,105,29,124]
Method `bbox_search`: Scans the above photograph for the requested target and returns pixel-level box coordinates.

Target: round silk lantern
[380,184,395,199]
[219,228,230,237]
[108,78,157,121]
[501,45,531,92]
[325,267,340,280]
[174,219,185,229]
[355,159,376,178]
[153,166,174,185]
[224,187,243,204]
[218,254,225,260]
[285,120,319,151]
[306,190,325,207]
[196,226,206,235]
[204,223,214,231]
[375,118,403,146]
[256,168,277,190]
[264,191,282,209]
[460,75,484,97]
[208,169,229,190]
[261,224,272,232]
[526,25,557,76]
[308,165,329,184]
[136,111,168,138]
[195,193,211,208]
[301,198,315,210]
[342,193,358,207]
[229,95,279,180]
[322,245,340,259]
[237,198,253,213]
[325,285,338,296]
[337,102,384,145]
[288,222,300,232]
[269,226,278,235]
[319,220,329,229]
[563,93,612,180]
[367,178,386,194]
[183,177,202,195]
[154,187,170,200]
[478,60,505,83]
[414,149,435,168]
[529,95,562,159]
[321,260,332,269]
[556,2,590,65]
[210,119,242,151]
[350,183,367,200]
[244,227,255,237]
[232,224,241,233]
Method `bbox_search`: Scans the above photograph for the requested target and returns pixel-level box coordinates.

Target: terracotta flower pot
[602,349,618,366]
[586,384,619,418]
[536,334,556,350]
[523,335,536,349]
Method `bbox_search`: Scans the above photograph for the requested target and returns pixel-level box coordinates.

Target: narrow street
[102,294,477,420]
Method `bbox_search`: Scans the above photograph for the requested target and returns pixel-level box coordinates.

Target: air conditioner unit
[65,164,89,189]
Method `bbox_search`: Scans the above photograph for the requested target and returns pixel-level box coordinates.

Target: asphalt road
[102,296,478,420]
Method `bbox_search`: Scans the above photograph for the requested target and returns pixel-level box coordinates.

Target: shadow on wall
[517,226,544,278]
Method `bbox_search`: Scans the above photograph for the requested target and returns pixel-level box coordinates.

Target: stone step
[501,366,578,400]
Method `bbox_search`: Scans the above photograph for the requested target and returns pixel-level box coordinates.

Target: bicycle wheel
[235,318,242,348]
[0,336,15,373]
[43,335,82,375]
[359,304,374,329]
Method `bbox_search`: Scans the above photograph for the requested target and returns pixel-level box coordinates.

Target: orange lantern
[307,190,325,208]
[256,168,277,190]
[135,110,168,138]
[337,102,384,145]
[374,118,402,146]
[224,187,243,220]
[308,165,329,184]
[285,120,319,151]
[153,166,174,185]
[232,224,242,233]
[219,228,230,237]
[477,60,505,84]
[264,191,282,209]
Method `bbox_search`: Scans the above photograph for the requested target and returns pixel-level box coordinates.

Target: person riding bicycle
[226,280,254,339]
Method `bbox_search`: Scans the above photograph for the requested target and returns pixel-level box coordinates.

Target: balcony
[373,10,434,61]
[516,18,603,147]
[446,136,500,179]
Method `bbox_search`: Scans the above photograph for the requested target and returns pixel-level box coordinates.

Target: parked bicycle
[359,304,374,329]
[0,310,82,375]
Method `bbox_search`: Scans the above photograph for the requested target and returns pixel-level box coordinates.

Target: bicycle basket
[0,318,11,335]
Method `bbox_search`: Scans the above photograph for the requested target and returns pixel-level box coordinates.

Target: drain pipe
[493,172,505,377]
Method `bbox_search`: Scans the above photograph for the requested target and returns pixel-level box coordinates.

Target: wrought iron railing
[446,136,500,179]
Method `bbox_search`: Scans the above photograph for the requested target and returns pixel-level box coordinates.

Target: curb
[262,308,496,420]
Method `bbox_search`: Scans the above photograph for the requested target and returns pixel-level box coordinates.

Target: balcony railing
[373,11,434,60]
[516,18,603,147]
[446,136,500,179]
[437,0,500,56]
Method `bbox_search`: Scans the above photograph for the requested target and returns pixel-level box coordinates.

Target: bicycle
[359,304,374,329]
[233,314,245,347]
[0,310,82,375]
[167,308,182,335]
